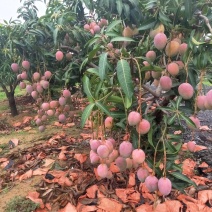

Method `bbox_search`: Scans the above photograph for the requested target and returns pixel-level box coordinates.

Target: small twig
[142,84,160,98]
[199,14,212,34]
[89,62,98,69]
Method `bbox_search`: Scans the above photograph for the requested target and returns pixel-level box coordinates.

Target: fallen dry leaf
[182,158,196,177]
[98,198,122,212]
[19,169,33,181]
[33,168,49,176]
[58,151,67,160]
[136,204,153,212]
[191,176,212,186]
[109,162,120,173]
[57,176,73,187]
[198,190,212,204]
[66,122,75,127]
[199,162,209,168]
[10,138,19,147]
[59,202,77,212]
[41,158,55,167]
[74,154,87,164]
[0,158,8,163]
[26,191,44,209]
[181,143,207,152]
[115,188,140,204]
[128,172,136,188]
[80,133,92,139]
[86,184,98,199]
[154,200,182,212]
[199,125,210,131]
[77,203,98,212]
[23,116,33,124]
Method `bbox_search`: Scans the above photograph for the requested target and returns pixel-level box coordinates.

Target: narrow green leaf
[106,20,122,33]
[180,113,196,128]
[86,68,99,76]
[106,96,123,104]
[82,75,94,99]
[184,0,192,20]
[117,59,134,99]
[81,103,95,128]
[116,0,123,16]
[176,96,182,109]
[53,28,59,45]
[128,0,139,6]
[167,114,177,125]
[141,65,163,72]
[170,172,196,187]
[95,101,111,116]
[94,81,103,99]
[191,37,205,45]
[110,111,126,119]
[138,20,156,31]
[111,37,134,42]
[88,47,100,61]
[159,11,171,23]
[99,53,108,81]
[124,96,132,109]
[147,127,155,147]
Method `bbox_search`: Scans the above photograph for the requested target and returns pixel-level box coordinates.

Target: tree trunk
[7,91,18,116]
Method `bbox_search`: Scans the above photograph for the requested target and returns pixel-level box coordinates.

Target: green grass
[0,86,26,101]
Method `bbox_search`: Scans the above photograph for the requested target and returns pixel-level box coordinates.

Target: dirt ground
[0,96,83,210]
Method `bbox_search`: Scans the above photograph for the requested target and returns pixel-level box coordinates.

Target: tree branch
[60,45,79,54]
[198,13,212,34]
[0,83,9,96]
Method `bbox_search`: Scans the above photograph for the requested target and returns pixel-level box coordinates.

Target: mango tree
[79,0,212,193]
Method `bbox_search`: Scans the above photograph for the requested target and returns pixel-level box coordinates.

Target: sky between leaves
[0,0,48,22]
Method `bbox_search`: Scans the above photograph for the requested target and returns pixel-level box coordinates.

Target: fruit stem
[133,58,143,149]
[194,69,205,115]
[184,51,192,83]
[132,58,143,117]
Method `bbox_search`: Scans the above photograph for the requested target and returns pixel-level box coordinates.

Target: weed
[5,196,39,212]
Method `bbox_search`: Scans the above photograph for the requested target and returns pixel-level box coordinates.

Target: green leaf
[147,127,155,147]
[124,96,132,109]
[176,96,182,109]
[141,65,163,72]
[80,103,95,128]
[138,19,156,31]
[191,37,205,45]
[53,28,59,45]
[117,59,134,99]
[167,114,177,125]
[94,81,103,99]
[88,47,100,61]
[99,53,108,81]
[106,20,122,33]
[170,172,196,187]
[95,101,111,116]
[86,68,99,76]
[106,96,123,104]
[128,0,139,7]
[111,37,134,42]
[159,11,171,23]
[184,0,192,20]
[82,75,94,99]
[180,113,196,129]
[116,0,123,16]
[110,111,126,119]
